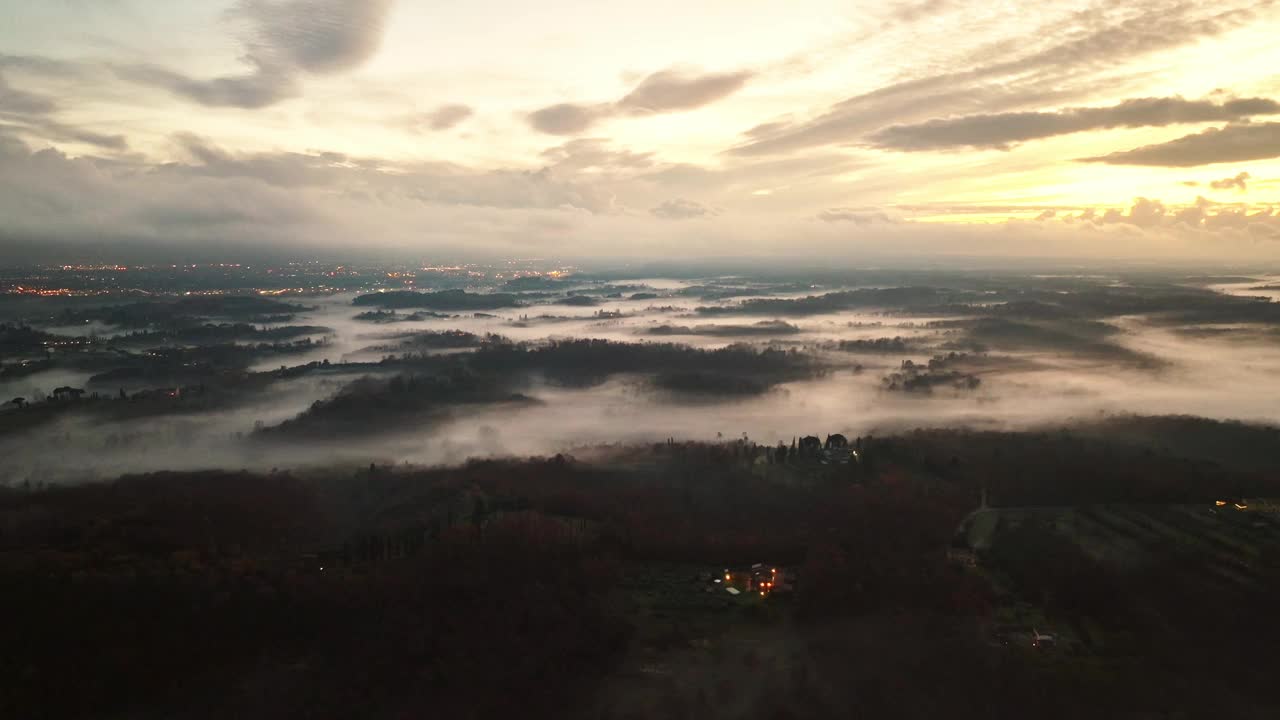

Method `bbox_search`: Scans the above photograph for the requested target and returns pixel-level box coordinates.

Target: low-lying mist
[4,270,1280,483]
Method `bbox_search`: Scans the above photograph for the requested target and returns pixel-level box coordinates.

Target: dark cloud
[0,72,57,115]
[868,97,1280,151]
[115,61,300,110]
[527,103,607,135]
[0,125,29,158]
[650,198,717,220]
[419,104,473,131]
[162,133,621,214]
[0,71,127,151]
[616,69,753,115]
[12,118,127,151]
[888,0,953,24]
[239,0,395,75]
[1081,123,1280,166]
[1209,171,1250,191]
[116,0,395,108]
[731,4,1261,156]
[0,54,89,79]
[528,68,753,135]
[818,208,897,224]
[3,132,1279,260]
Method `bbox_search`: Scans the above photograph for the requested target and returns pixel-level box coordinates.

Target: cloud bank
[1083,123,1280,166]
[869,97,1280,151]
[116,0,396,108]
[527,68,753,135]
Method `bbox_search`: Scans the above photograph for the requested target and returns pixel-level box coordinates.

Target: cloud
[1209,171,1250,191]
[0,71,57,115]
[238,0,395,75]
[527,103,608,135]
[160,133,626,214]
[540,139,654,171]
[9,118,128,151]
[868,97,1280,151]
[730,4,1262,156]
[888,0,953,24]
[616,69,753,115]
[1081,122,1280,166]
[3,131,1279,263]
[1055,195,1280,235]
[818,208,898,224]
[115,61,301,110]
[527,68,753,135]
[650,198,717,220]
[0,71,128,150]
[115,0,395,108]
[418,104,473,131]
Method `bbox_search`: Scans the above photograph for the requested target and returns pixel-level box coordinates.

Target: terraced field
[991,503,1280,581]
[979,502,1280,659]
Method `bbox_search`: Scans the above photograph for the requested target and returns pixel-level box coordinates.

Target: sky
[2,0,1280,262]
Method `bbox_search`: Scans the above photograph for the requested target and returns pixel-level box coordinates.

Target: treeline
[465,338,820,387]
[863,421,1280,505]
[646,320,801,337]
[258,369,537,438]
[696,286,976,316]
[114,323,330,345]
[352,289,521,310]
[362,329,497,354]
[47,295,306,329]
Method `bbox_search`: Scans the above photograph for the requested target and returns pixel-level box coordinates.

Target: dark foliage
[352,289,521,310]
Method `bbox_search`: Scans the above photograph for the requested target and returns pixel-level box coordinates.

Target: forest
[4,415,1280,719]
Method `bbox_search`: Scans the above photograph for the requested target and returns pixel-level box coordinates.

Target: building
[1032,629,1056,649]
[713,563,796,597]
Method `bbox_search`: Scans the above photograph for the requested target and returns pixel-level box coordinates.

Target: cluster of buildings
[705,563,796,598]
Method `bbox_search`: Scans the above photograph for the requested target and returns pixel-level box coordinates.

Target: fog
[4,271,1280,484]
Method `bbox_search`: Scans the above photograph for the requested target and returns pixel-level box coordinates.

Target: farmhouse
[713,563,796,597]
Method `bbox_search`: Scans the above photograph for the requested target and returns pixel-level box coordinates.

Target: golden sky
[2,0,1279,260]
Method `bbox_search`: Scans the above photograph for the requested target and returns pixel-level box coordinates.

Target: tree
[8,397,26,409]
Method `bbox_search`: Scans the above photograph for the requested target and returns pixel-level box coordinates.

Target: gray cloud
[528,68,753,135]
[115,61,301,110]
[888,0,953,24]
[419,104,473,131]
[1209,171,1250,191]
[3,132,1279,261]
[1081,122,1280,166]
[868,97,1280,151]
[540,139,654,171]
[650,198,716,220]
[116,0,395,108]
[161,133,623,214]
[239,0,395,75]
[0,72,57,115]
[0,71,128,151]
[616,69,753,115]
[528,103,608,135]
[818,208,897,224]
[731,4,1263,156]
[7,118,128,151]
